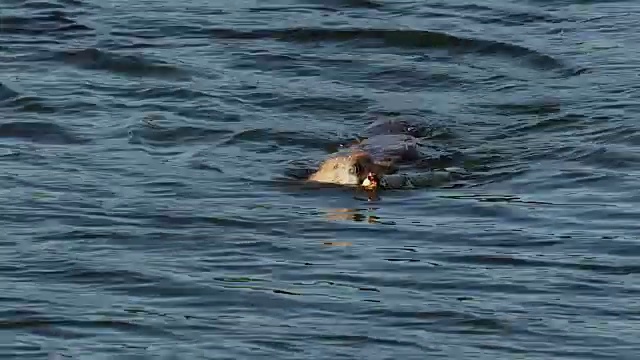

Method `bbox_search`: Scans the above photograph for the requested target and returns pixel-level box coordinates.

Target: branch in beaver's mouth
[361,172,379,190]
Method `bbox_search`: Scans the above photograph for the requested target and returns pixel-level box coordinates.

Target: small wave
[230,49,478,92]
[54,48,188,79]
[0,121,89,144]
[0,315,175,340]
[441,253,640,275]
[572,145,640,171]
[367,66,471,92]
[247,6,338,14]
[304,0,383,9]
[427,2,563,26]
[208,27,566,71]
[21,1,65,10]
[131,86,215,100]
[127,121,233,147]
[520,113,585,133]
[250,0,382,12]
[223,128,344,152]
[360,308,512,334]
[333,0,383,8]
[229,52,323,77]
[244,92,371,115]
[0,84,60,114]
[0,11,92,36]
[59,0,84,5]
[4,95,58,114]
[0,82,21,102]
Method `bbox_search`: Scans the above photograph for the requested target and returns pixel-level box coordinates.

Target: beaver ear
[351,162,361,175]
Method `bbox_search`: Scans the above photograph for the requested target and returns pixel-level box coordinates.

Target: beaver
[307,117,464,190]
[307,150,396,188]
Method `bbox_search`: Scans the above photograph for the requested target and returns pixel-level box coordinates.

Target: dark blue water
[2,0,639,358]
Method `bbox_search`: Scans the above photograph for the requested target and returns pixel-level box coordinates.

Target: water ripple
[2,0,640,359]
[53,48,189,79]
[208,27,567,71]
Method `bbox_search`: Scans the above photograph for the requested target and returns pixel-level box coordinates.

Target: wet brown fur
[306,117,428,187]
[307,150,397,186]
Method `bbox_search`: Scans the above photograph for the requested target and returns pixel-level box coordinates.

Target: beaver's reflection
[324,208,381,224]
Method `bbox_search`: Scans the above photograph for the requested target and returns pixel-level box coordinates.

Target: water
[1,0,639,358]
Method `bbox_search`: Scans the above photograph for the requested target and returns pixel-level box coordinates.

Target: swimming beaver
[307,117,464,190]
[307,150,396,188]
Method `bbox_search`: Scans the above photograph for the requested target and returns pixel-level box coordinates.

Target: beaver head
[308,151,396,187]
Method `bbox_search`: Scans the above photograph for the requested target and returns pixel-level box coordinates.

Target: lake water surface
[1,0,639,359]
